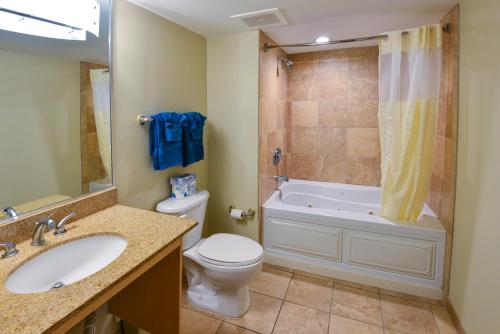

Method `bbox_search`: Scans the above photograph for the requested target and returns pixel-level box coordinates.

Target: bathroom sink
[5,235,127,294]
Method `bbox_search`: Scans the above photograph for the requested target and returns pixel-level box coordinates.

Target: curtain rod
[264,23,451,52]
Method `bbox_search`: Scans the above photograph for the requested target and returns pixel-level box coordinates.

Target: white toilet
[156,190,263,317]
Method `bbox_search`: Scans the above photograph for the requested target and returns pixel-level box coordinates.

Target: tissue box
[170,174,197,199]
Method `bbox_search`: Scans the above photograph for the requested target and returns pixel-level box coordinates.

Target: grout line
[270,269,294,333]
[429,304,443,334]
[378,289,386,331]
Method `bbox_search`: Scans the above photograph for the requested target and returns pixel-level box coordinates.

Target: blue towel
[149,112,207,170]
[149,112,183,170]
[180,112,207,166]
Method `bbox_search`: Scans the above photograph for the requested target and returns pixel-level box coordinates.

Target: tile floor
[181,264,458,334]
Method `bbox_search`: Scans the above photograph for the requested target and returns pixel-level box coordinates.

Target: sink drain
[52,281,65,289]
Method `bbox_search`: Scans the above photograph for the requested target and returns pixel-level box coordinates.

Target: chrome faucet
[31,217,56,246]
[3,207,18,218]
[0,241,18,258]
[54,212,76,236]
[273,175,289,200]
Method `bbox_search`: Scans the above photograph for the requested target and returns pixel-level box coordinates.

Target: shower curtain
[90,69,111,178]
[378,24,442,222]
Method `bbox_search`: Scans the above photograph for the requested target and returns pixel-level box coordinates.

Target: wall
[449,0,500,332]
[427,5,460,302]
[0,49,82,208]
[287,47,381,185]
[80,62,109,193]
[207,31,260,241]
[258,32,289,208]
[112,0,207,212]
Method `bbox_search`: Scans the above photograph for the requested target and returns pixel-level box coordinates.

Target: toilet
[156,190,263,317]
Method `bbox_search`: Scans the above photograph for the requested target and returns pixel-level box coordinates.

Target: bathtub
[262,179,446,300]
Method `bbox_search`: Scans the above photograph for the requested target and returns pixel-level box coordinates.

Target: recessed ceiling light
[315,36,330,44]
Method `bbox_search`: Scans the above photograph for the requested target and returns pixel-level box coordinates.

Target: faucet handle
[54,212,76,236]
[0,241,19,259]
[37,214,56,228]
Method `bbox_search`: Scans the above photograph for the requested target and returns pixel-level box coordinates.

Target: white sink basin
[5,235,127,294]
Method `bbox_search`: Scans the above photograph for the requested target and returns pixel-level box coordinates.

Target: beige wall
[112,0,207,212]
[286,47,381,186]
[449,0,500,332]
[0,49,81,209]
[207,31,260,241]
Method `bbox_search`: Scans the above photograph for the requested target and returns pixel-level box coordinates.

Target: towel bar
[137,114,153,125]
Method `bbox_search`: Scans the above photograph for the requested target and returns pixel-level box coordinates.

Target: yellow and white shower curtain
[378,25,442,222]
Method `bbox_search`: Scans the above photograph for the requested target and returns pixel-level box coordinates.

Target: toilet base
[186,284,251,318]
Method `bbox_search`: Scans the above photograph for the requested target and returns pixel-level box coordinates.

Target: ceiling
[127,0,458,53]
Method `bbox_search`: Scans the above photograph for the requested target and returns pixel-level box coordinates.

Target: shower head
[281,58,294,70]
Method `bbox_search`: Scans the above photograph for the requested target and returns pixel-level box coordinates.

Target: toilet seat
[198,233,263,267]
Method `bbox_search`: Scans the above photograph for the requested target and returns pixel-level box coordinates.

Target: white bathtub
[263,179,446,300]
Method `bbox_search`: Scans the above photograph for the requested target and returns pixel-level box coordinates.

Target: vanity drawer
[268,217,341,262]
[342,230,436,279]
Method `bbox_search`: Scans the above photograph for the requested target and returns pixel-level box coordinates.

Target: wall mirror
[0,0,112,223]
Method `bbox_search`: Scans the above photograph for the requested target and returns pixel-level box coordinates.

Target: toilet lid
[199,233,263,267]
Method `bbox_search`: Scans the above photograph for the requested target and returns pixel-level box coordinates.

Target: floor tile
[249,265,292,299]
[329,315,383,334]
[285,273,333,312]
[334,279,378,293]
[181,308,222,334]
[273,301,330,334]
[225,292,282,334]
[217,322,258,334]
[380,295,438,334]
[430,304,458,334]
[331,285,382,326]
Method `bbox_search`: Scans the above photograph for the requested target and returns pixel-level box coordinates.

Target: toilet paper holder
[228,206,255,219]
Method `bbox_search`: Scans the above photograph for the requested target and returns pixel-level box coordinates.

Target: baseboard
[446,299,466,334]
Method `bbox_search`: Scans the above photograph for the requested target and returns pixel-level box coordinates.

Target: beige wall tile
[347,128,380,159]
[318,100,350,128]
[291,101,319,127]
[347,157,381,186]
[318,155,348,183]
[318,128,347,156]
[319,71,349,100]
[291,128,319,154]
[348,99,379,128]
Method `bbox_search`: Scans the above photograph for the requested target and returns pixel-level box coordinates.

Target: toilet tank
[156,190,209,250]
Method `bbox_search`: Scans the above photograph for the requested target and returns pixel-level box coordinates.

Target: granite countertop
[0,204,196,334]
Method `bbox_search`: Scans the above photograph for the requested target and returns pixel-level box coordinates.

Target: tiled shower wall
[287,47,381,185]
[428,5,459,302]
[258,33,289,206]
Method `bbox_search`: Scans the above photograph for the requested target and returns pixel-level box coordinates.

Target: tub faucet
[273,175,289,200]
[31,217,56,246]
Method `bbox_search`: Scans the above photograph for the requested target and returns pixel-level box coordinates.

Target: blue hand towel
[180,112,207,166]
[149,112,183,170]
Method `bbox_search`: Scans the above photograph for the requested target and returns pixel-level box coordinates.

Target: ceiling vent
[230,8,288,29]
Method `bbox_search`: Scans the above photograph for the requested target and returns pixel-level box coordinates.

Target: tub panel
[268,217,341,262]
[342,230,436,279]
